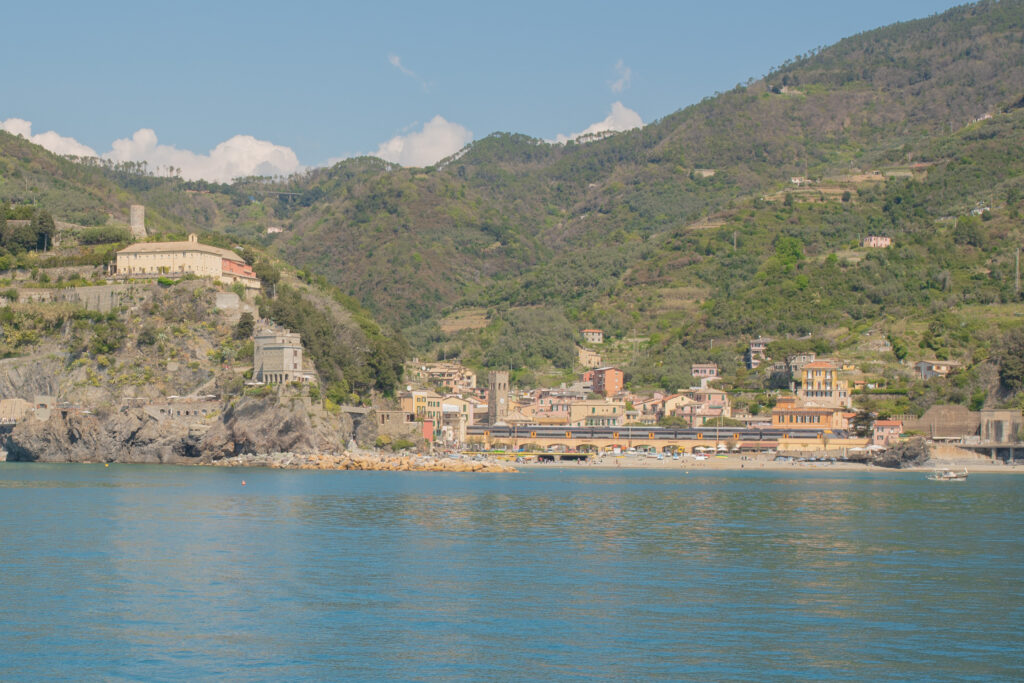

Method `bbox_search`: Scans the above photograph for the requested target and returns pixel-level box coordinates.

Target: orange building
[592,367,624,397]
[771,396,848,429]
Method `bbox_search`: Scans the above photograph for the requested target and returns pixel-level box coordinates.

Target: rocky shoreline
[207,450,517,473]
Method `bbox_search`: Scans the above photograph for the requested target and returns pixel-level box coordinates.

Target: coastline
[506,452,1022,474]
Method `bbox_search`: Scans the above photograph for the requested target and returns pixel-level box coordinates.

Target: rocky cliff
[5,396,362,464]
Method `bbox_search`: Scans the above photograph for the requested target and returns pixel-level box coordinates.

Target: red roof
[221,258,258,279]
[874,420,903,427]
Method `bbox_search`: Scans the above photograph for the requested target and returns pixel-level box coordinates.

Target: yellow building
[577,347,602,368]
[797,360,851,408]
[116,234,261,289]
[400,389,443,422]
[569,399,625,426]
[771,396,850,429]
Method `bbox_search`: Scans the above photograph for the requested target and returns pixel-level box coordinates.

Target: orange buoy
[241,480,246,486]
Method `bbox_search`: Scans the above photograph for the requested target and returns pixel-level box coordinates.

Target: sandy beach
[508,451,1022,474]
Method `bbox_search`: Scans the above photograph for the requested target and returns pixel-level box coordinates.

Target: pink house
[872,420,903,447]
[691,363,719,379]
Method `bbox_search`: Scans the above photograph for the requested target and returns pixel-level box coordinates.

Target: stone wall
[902,404,980,439]
[16,283,152,313]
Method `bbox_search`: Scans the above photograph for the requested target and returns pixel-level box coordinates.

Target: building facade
[862,235,892,248]
[592,367,624,397]
[487,370,510,424]
[577,347,602,368]
[116,234,261,289]
[914,360,962,380]
[771,396,848,429]
[872,420,903,447]
[253,324,310,384]
[691,363,719,379]
[581,329,604,344]
[569,399,624,427]
[797,360,851,408]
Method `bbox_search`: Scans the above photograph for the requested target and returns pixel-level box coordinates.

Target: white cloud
[552,102,644,144]
[610,60,632,93]
[374,115,473,167]
[1,117,98,157]
[388,54,416,78]
[104,129,302,182]
[2,117,302,182]
[388,53,431,91]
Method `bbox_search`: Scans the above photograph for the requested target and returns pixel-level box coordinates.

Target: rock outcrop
[6,408,200,464]
[199,396,350,459]
[871,437,931,468]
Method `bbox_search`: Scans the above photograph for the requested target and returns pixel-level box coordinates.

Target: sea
[0,463,1021,681]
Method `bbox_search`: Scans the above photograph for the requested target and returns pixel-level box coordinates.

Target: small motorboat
[927,468,968,481]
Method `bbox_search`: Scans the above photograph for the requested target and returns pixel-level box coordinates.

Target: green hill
[2,0,1023,408]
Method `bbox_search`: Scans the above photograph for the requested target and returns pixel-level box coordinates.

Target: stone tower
[129,204,146,239]
[487,370,509,425]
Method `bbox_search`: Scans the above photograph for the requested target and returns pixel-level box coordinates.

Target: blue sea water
[0,464,1021,681]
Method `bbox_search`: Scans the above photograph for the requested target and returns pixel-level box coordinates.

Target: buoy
[104,463,109,467]
[241,480,246,486]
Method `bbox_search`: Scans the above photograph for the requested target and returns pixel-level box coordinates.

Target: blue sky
[1,0,965,180]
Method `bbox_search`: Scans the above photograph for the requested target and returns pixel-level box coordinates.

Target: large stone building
[253,323,312,384]
[116,234,261,289]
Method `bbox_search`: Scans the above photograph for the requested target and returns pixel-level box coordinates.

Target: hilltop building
[577,347,602,369]
[914,360,962,380]
[862,235,892,248]
[691,363,719,379]
[746,336,772,369]
[407,360,477,393]
[581,329,604,344]
[116,234,260,289]
[253,323,313,384]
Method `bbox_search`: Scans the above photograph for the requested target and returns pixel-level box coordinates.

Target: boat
[927,468,968,481]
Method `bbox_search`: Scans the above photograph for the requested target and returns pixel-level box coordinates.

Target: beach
[509,449,1022,473]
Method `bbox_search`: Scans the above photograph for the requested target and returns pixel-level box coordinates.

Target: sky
[1,0,966,182]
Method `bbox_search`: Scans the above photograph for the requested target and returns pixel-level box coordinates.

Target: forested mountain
[2,0,1023,391]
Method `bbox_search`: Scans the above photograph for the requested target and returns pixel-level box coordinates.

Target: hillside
[263,0,1024,379]
[1,1,1022,411]
[239,1,1019,325]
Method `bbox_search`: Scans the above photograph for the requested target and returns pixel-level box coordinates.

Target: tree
[996,326,1024,391]
[852,410,874,438]
[32,210,55,251]
[253,261,280,293]
[6,221,38,253]
[234,312,255,340]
